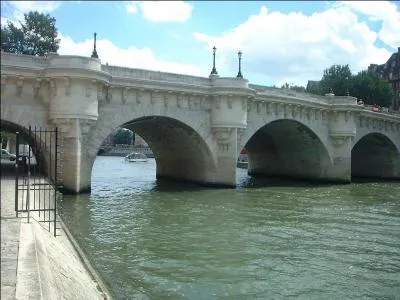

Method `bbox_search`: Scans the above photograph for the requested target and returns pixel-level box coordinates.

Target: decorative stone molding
[266,102,271,114]
[306,107,311,120]
[64,77,71,96]
[217,143,230,152]
[85,80,96,97]
[135,89,141,104]
[97,83,106,102]
[321,109,327,121]
[214,96,221,109]
[49,79,57,98]
[257,101,262,114]
[163,92,171,107]
[54,118,96,139]
[330,135,353,147]
[106,85,113,103]
[55,118,74,134]
[227,97,233,109]
[16,76,24,96]
[344,111,351,122]
[122,87,129,104]
[237,128,245,144]
[274,103,280,115]
[80,119,96,135]
[177,93,184,108]
[33,79,42,99]
[212,127,234,142]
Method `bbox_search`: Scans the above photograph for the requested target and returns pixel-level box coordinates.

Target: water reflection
[59,156,400,299]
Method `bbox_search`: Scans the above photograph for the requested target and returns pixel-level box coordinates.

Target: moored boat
[125,152,148,162]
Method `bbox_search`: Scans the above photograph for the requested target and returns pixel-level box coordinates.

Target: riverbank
[1,176,112,300]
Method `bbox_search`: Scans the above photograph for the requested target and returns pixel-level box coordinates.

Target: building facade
[369,47,400,111]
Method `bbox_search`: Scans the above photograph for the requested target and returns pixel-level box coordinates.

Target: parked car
[1,149,16,161]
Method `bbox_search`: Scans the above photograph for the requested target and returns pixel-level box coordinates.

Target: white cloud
[1,1,61,24]
[336,1,400,49]
[58,34,203,76]
[125,1,193,22]
[126,1,138,14]
[193,5,393,86]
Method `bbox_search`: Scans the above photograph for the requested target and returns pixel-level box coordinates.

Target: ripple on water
[59,157,400,299]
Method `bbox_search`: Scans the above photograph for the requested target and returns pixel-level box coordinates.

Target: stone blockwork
[1,52,400,193]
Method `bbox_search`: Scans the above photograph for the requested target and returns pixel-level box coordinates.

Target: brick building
[368,47,400,111]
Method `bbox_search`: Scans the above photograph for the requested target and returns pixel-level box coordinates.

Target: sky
[1,1,399,87]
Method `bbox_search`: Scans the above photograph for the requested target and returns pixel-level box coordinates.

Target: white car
[1,149,17,161]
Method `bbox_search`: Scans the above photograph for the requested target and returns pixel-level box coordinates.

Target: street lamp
[236,50,243,78]
[91,32,99,59]
[210,46,218,76]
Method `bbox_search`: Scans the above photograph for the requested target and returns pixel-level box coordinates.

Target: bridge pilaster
[209,78,255,186]
[211,127,242,186]
[55,118,96,193]
[328,110,357,182]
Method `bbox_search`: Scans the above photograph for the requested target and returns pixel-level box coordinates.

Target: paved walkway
[1,177,21,300]
[1,175,111,300]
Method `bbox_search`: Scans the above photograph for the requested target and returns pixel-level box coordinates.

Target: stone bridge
[1,52,399,193]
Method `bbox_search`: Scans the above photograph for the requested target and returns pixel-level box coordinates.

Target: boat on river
[237,154,248,169]
[125,152,148,162]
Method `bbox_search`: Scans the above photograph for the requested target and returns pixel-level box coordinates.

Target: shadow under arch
[111,115,218,185]
[352,132,399,180]
[0,120,48,177]
[243,119,333,182]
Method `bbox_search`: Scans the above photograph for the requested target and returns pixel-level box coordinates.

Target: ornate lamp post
[210,46,218,76]
[236,50,243,78]
[91,32,99,59]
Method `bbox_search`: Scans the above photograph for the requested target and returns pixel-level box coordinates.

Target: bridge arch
[84,106,218,190]
[0,119,51,178]
[242,118,333,181]
[352,132,399,179]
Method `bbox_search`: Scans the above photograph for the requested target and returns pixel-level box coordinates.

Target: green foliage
[350,70,393,107]
[308,64,393,107]
[306,81,322,95]
[1,11,60,56]
[320,64,352,96]
[113,128,133,145]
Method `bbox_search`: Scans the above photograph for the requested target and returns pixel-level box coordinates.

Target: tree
[1,11,60,56]
[306,80,322,95]
[320,64,352,96]
[350,70,393,107]
[113,128,133,145]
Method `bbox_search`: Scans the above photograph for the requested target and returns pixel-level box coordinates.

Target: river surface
[59,156,400,299]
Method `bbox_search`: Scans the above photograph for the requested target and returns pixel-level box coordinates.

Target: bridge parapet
[210,77,249,89]
[326,95,358,105]
[102,64,210,86]
[1,51,48,70]
[47,53,102,71]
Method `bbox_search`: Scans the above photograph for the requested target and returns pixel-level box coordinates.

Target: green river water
[59,156,400,299]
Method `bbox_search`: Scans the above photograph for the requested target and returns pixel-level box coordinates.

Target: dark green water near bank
[59,156,400,299]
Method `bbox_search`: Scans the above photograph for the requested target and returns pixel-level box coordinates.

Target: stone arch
[1,104,54,178]
[352,132,399,179]
[83,106,217,189]
[0,119,51,178]
[242,118,333,181]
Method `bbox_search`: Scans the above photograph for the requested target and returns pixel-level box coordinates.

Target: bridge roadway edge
[0,177,113,300]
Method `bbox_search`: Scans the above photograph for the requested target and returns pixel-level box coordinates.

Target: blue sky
[1,1,399,87]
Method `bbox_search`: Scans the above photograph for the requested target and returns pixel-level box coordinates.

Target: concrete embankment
[1,176,112,300]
